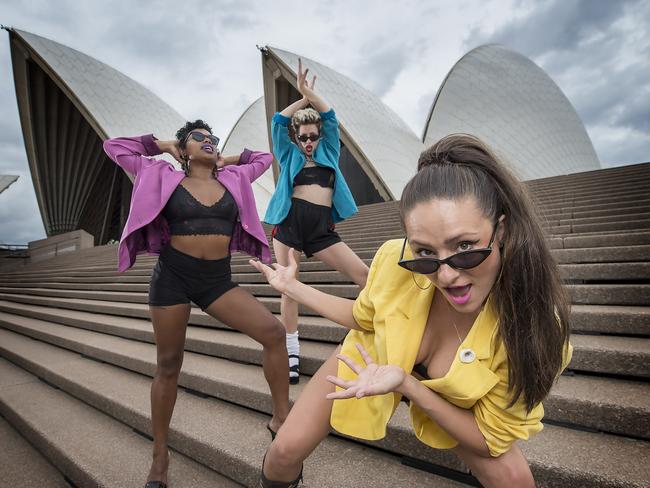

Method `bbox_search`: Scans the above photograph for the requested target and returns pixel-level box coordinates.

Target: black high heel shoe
[259,454,303,487]
[266,423,277,440]
[144,482,167,488]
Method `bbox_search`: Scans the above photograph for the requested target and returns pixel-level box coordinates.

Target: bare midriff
[292,184,333,207]
[168,235,231,260]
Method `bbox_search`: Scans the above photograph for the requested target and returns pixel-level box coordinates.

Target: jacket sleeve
[236,149,273,183]
[472,341,573,456]
[103,134,164,176]
[271,112,297,165]
[319,109,340,158]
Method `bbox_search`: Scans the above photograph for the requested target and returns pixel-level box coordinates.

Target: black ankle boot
[259,455,303,487]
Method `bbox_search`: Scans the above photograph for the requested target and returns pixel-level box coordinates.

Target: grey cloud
[466,0,634,57]
[355,41,410,97]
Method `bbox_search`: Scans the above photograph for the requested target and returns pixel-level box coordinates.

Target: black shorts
[148,245,238,310]
[272,198,341,258]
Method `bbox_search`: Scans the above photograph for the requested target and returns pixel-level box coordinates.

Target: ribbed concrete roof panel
[14,29,185,143]
[423,45,600,180]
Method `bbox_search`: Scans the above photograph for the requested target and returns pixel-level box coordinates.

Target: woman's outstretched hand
[325,344,406,400]
[297,58,317,100]
[249,249,299,295]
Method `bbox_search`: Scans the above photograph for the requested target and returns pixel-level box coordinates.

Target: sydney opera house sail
[423,44,600,180]
[8,28,185,244]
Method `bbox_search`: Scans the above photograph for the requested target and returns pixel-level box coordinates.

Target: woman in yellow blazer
[251,134,572,488]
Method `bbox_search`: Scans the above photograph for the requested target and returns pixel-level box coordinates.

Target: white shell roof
[14,29,185,165]
[423,44,600,180]
[0,175,19,195]
[269,47,424,199]
[222,96,275,216]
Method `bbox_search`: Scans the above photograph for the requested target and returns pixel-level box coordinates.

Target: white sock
[286,332,300,377]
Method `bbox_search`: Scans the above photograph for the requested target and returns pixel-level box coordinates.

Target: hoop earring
[411,272,432,290]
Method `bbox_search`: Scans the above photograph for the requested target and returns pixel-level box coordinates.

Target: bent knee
[269,436,306,469]
[261,320,287,348]
[156,353,184,379]
[479,453,534,487]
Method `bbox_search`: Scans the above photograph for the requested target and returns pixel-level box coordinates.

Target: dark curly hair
[175,119,213,174]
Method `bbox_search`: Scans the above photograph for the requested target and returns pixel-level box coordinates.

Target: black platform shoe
[144,482,167,488]
[289,354,300,385]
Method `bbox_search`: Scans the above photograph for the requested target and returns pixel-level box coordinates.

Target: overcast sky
[0,0,648,244]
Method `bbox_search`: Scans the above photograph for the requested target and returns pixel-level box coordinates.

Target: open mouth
[305,145,313,152]
[201,144,214,153]
[445,284,472,305]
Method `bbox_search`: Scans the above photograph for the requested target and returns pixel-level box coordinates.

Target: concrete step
[1,281,648,307]
[566,284,650,306]
[0,330,465,488]
[3,260,649,288]
[0,305,647,397]
[5,240,649,280]
[1,328,647,488]
[0,358,238,488]
[4,230,649,279]
[552,245,650,263]
[570,334,650,377]
[1,293,648,340]
[0,415,69,488]
[570,305,650,335]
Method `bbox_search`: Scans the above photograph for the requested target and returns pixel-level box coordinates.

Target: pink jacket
[103,134,273,272]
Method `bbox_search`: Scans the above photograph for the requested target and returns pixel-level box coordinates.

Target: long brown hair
[399,134,570,412]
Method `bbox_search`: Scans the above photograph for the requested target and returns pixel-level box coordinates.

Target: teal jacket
[263,109,358,225]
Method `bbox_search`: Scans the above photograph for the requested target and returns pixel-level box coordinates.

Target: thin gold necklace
[446,302,463,344]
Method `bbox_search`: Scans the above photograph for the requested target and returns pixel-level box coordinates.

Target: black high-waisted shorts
[148,245,238,310]
[272,198,341,257]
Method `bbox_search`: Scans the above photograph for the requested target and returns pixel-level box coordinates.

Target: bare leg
[204,287,290,432]
[263,347,341,482]
[273,238,302,334]
[147,303,191,485]
[452,443,536,488]
[313,241,369,288]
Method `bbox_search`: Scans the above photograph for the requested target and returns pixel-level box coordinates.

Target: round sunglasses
[296,133,320,143]
[398,222,499,275]
[186,131,220,146]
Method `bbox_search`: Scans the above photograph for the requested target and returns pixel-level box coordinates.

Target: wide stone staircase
[0,162,648,487]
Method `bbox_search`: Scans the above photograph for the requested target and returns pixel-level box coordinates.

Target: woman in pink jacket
[104,120,289,488]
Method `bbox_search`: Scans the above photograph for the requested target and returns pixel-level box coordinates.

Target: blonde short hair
[292,108,321,132]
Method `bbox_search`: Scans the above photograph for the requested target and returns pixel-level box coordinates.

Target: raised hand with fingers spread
[325,343,406,400]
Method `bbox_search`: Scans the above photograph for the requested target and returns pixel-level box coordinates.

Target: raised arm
[249,251,362,330]
[225,149,273,182]
[280,96,310,118]
[103,134,183,176]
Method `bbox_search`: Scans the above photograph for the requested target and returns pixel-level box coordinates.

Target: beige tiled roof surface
[423,44,600,180]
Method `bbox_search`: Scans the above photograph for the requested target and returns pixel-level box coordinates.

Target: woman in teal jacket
[264,59,369,384]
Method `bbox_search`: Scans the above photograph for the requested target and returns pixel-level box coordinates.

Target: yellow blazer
[330,239,573,456]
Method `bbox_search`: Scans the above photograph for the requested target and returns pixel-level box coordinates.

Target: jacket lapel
[385,278,434,372]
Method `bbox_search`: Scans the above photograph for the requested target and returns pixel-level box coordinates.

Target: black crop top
[162,184,238,236]
[293,165,335,189]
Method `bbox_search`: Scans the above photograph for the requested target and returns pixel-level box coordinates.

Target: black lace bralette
[162,184,238,236]
[293,165,335,189]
